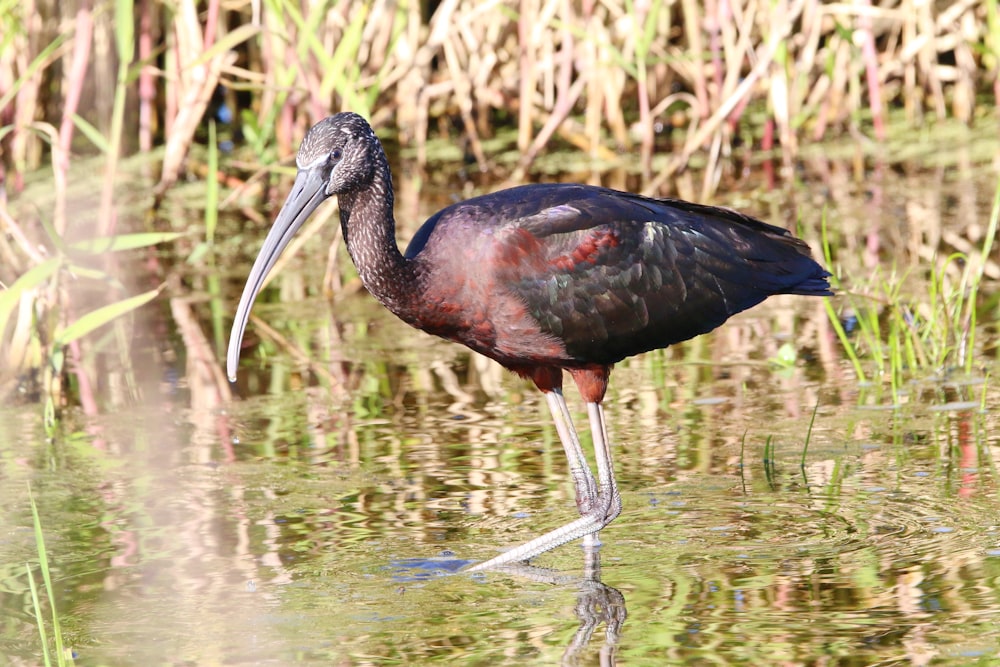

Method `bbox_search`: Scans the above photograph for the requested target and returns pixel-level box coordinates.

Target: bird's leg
[466,500,614,571]
[585,400,622,526]
[572,368,622,549]
[466,366,620,572]
[524,367,599,514]
[545,389,599,515]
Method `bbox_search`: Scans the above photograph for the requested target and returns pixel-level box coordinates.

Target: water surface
[2,132,999,665]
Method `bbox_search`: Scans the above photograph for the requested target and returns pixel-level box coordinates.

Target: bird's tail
[784,271,834,297]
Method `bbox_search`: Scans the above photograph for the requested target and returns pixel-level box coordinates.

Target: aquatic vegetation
[823,174,999,403]
[26,487,73,666]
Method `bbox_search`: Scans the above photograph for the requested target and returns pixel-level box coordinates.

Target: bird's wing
[495,193,825,364]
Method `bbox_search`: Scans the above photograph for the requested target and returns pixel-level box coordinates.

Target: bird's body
[397,183,828,371]
[228,113,832,571]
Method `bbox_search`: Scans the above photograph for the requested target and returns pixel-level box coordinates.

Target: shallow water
[3,338,999,665]
[2,130,1000,665]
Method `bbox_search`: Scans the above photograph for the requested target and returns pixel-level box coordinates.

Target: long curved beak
[226,167,328,381]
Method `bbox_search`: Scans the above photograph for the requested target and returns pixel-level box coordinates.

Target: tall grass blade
[69,232,186,254]
[820,210,866,381]
[113,0,134,64]
[29,484,70,665]
[98,0,135,236]
[189,23,259,69]
[54,286,162,347]
[739,429,748,493]
[318,4,372,115]
[0,33,69,113]
[823,299,865,382]
[0,258,61,335]
[25,564,52,667]
[69,113,110,154]
[960,175,1000,373]
[801,399,820,468]
[206,120,225,353]
[205,121,219,246]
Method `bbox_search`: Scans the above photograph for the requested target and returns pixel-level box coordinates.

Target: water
[2,135,999,665]
[3,348,998,664]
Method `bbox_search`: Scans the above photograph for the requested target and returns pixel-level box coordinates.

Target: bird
[227,112,832,572]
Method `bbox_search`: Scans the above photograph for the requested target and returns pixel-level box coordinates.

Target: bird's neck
[337,163,418,316]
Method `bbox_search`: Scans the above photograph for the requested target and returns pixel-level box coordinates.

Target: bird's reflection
[391,546,626,663]
[482,546,626,666]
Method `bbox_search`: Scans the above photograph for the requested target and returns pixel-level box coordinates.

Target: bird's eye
[331,149,343,161]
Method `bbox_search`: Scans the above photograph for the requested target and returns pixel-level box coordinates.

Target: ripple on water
[620,471,992,579]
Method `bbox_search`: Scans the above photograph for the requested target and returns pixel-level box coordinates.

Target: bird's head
[226,112,382,381]
[297,112,383,195]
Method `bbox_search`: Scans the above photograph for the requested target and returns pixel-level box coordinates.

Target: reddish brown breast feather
[493,227,546,270]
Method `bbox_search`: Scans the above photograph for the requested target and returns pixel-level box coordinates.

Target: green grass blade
[25,564,52,667]
[29,484,68,665]
[70,113,110,154]
[39,211,72,255]
[54,286,163,347]
[981,171,1000,270]
[823,298,866,382]
[113,0,134,64]
[68,232,185,254]
[739,429,748,493]
[319,5,371,114]
[0,33,69,113]
[189,23,259,69]
[205,119,225,353]
[0,257,61,335]
[206,121,219,246]
[801,399,819,467]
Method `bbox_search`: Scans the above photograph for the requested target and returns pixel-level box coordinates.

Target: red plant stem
[67,339,100,418]
[56,0,93,237]
[957,411,976,499]
[857,0,885,141]
[138,0,155,152]
[203,0,219,50]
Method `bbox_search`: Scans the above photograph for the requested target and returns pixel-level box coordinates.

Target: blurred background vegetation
[0,0,998,421]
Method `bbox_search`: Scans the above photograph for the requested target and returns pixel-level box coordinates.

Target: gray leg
[546,389,599,514]
[467,399,620,572]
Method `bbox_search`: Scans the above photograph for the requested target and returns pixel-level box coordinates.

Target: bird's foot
[467,489,622,572]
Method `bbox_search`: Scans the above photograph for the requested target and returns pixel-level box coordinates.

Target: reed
[822,174,1000,403]
[0,0,996,410]
[2,0,993,182]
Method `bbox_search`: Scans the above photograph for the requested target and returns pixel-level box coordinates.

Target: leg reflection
[483,544,626,665]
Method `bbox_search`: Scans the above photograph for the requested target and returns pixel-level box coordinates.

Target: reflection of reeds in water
[4,276,997,663]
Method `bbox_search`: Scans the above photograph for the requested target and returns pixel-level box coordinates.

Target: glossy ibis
[227,112,832,571]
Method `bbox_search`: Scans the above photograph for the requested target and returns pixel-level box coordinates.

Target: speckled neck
[337,156,420,318]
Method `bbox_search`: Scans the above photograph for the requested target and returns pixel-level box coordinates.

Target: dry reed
[0,0,996,409]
